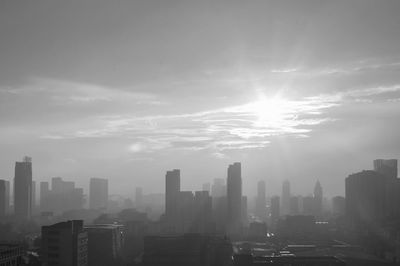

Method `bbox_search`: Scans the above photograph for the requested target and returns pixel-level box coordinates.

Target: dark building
[248,221,267,239]
[345,170,386,230]
[270,196,280,228]
[255,180,267,221]
[277,215,316,239]
[165,169,180,221]
[143,234,233,266]
[0,244,24,266]
[40,181,50,211]
[41,220,88,266]
[313,180,323,219]
[14,156,33,220]
[0,179,8,217]
[193,190,213,233]
[373,159,397,179]
[227,162,242,234]
[85,224,124,266]
[89,178,108,210]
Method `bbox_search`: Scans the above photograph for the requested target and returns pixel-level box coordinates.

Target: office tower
[313,180,323,219]
[177,191,194,233]
[40,181,50,211]
[32,180,36,210]
[281,180,291,216]
[41,220,88,266]
[289,196,300,215]
[211,178,226,198]
[255,180,267,221]
[165,169,180,220]
[214,196,227,234]
[0,180,6,216]
[242,195,248,226]
[84,224,124,266]
[227,162,242,233]
[332,196,345,216]
[193,191,213,233]
[0,244,24,265]
[373,159,397,179]
[345,170,386,229]
[135,187,143,207]
[270,196,280,227]
[202,182,211,192]
[14,156,33,220]
[89,178,108,210]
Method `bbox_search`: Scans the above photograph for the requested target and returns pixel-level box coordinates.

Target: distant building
[332,196,345,216]
[277,215,316,239]
[0,244,24,265]
[289,196,300,215]
[211,178,226,198]
[177,191,194,233]
[85,224,124,266]
[41,220,88,266]
[14,156,33,220]
[143,234,233,266]
[202,182,211,192]
[193,190,213,233]
[40,181,50,211]
[255,180,267,221]
[89,178,108,210]
[313,181,323,219]
[165,169,180,221]
[227,162,242,234]
[281,180,290,216]
[248,221,267,239]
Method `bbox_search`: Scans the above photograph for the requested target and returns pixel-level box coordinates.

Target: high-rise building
[202,182,211,192]
[332,196,345,216]
[165,169,180,220]
[0,180,7,217]
[227,162,242,233]
[40,181,50,211]
[270,196,280,227]
[32,180,36,211]
[5,180,10,214]
[89,178,108,210]
[211,178,226,198]
[345,170,386,230]
[41,220,88,266]
[255,180,267,221]
[289,196,300,215]
[14,156,33,220]
[373,159,398,179]
[281,180,291,216]
[0,244,24,265]
[313,180,323,219]
[84,224,124,266]
[193,190,213,234]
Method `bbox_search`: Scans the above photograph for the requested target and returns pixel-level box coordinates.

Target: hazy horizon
[1,0,400,198]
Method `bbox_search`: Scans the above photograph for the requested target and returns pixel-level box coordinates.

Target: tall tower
[14,156,33,220]
[373,159,397,179]
[89,178,108,210]
[313,180,323,218]
[255,180,267,221]
[165,169,180,220]
[0,180,7,217]
[281,180,290,216]
[227,162,242,232]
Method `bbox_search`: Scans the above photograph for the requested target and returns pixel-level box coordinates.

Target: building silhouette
[14,156,33,220]
[270,196,280,228]
[255,180,267,221]
[211,178,226,198]
[41,220,88,266]
[227,162,242,234]
[40,181,50,211]
[165,169,180,222]
[281,180,291,216]
[373,159,397,179]
[289,196,300,215]
[313,180,323,219]
[89,178,108,210]
[0,244,24,265]
[0,180,7,217]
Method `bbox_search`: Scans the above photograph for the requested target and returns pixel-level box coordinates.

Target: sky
[1,0,400,198]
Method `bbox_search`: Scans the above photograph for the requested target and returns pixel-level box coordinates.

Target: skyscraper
[89,178,108,210]
[313,180,323,218]
[14,156,32,220]
[0,180,7,217]
[255,180,267,221]
[40,181,50,211]
[211,178,226,198]
[165,169,180,220]
[227,162,242,233]
[373,159,398,179]
[270,196,280,227]
[281,180,291,216]
[41,220,88,266]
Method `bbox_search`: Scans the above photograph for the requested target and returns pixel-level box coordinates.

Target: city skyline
[1,0,400,197]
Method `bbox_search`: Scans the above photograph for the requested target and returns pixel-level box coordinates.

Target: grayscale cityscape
[1,1,400,266]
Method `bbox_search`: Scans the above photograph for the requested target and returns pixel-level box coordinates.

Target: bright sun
[245,96,292,127]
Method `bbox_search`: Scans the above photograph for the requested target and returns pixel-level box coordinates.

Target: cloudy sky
[1,0,400,197]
